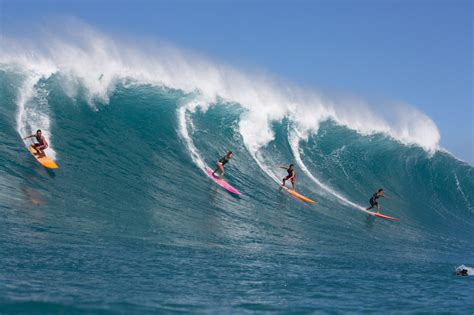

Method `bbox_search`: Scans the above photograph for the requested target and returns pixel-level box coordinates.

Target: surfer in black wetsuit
[23,129,49,156]
[280,164,296,190]
[213,151,233,178]
[366,188,386,213]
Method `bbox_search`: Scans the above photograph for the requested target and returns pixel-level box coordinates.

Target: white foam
[16,73,57,160]
[456,265,474,276]
[288,129,371,213]
[177,105,206,172]
[0,20,443,168]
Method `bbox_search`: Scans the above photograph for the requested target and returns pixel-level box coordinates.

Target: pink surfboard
[205,167,241,195]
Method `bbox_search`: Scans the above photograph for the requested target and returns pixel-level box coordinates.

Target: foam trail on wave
[454,173,473,213]
[16,74,57,160]
[251,151,281,184]
[178,99,283,186]
[179,99,283,187]
[288,129,369,212]
[177,105,206,172]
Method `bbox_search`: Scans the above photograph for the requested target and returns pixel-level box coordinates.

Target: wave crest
[1,19,440,157]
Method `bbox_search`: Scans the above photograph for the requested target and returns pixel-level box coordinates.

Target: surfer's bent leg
[32,143,41,154]
[37,144,47,151]
[213,162,222,175]
[218,164,225,177]
[35,144,47,156]
[366,198,375,210]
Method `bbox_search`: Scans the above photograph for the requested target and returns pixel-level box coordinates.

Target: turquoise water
[1,70,473,314]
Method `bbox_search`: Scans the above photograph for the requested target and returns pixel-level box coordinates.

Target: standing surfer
[213,151,233,178]
[24,130,49,156]
[366,188,386,213]
[280,164,296,190]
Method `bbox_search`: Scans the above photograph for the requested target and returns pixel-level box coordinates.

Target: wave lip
[1,21,442,162]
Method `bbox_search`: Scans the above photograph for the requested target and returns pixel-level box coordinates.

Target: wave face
[1,27,473,313]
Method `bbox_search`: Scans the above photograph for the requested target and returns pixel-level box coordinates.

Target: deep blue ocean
[1,38,473,313]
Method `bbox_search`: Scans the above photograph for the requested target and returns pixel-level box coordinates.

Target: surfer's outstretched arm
[23,135,34,140]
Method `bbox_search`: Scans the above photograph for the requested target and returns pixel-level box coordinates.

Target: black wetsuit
[369,193,380,207]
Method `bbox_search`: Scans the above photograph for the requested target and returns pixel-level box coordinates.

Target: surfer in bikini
[280,164,296,190]
[213,151,233,178]
[366,188,386,213]
[23,129,49,156]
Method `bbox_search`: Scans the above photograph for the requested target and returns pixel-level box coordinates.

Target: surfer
[366,188,386,213]
[455,265,472,276]
[213,151,233,178]
[23,130,49,156]
[280,164,296,190]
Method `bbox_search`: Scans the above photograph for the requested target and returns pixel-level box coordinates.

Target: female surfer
[213,151,233,178]
[280,164,296,190]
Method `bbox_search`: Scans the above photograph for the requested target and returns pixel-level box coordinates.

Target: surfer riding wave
[23,129,49,156]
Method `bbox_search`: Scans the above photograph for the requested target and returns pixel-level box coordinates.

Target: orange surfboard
[281,186,316,203]
[28,145,59,169]
[366,210,400,221]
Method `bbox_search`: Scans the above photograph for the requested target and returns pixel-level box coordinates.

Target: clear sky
[1,0,472,163]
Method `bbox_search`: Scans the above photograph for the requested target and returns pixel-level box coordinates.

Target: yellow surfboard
[28,145,59,169]
[281,186,316,203]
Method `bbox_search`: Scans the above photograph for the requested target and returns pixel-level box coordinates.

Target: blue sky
[1,0,472,163]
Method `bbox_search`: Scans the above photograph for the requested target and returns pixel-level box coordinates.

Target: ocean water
[1,28,473,314]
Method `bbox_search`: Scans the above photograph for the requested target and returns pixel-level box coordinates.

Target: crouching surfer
[24,129,49,157]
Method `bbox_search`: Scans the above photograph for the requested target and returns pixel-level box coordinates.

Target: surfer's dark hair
[36,129,42,133]
[378,188,384,192]
[289,164,294,167]
[227,151,233,155]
